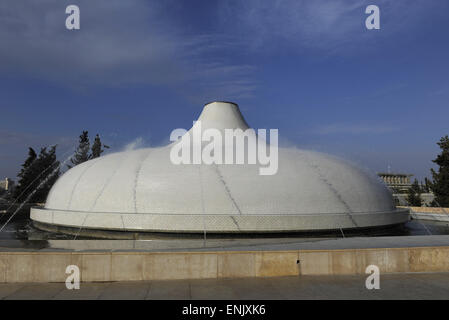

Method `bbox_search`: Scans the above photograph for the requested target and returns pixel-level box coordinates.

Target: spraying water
[0,148,74,222]
[0,152,75,233]
[73,213,89,240]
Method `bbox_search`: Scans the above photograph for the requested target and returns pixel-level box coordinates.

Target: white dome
[31,102,409,234]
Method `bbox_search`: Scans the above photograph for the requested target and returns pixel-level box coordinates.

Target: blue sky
[0,0,448,182]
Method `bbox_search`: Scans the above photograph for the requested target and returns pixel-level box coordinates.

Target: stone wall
[399,206,449,214]
[1,247,448,283]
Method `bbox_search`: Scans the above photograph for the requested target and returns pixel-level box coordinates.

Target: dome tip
[204,101,239,107]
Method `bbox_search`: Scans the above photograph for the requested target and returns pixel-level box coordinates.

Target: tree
[32,145,60,203]
[407,179,422,207]
[13,148,38,201]
[21,147,37,173]
[91,134,105,159]
[430,135,449,207]
[68,131,90,169]
[424,177,432,193]
[13,146,60,203]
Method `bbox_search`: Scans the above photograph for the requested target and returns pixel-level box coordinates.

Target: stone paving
[0,273,448,300]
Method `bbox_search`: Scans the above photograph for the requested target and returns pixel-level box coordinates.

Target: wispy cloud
[0,1,257,99]
[218,0,447,54]
[429,85,449,97]
[0,130,74,147]
[1,0,442,98]
[313,123,398,135]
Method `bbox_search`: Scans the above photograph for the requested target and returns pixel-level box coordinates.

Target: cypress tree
[32,145,60,203]
[13,146,60,203]
[68,131,90,169]
[430,135,449,207]
[407,179,422,207]
[91,134,104,159]
[13,147,37,201]
[424,177,432,193]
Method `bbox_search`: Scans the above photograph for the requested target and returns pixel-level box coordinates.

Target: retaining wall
[0,246,449,283]
[401,206,449,222]
[402,206,449,214]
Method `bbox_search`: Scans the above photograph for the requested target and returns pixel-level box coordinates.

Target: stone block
[386,248,409,273]
[218,252,255,278]
[331,250,357,275]
[355,249,387,274]
[80,253,111,282]
[34,253,72,282]
[0,254,7,283]
[298,251,331,275]
[255,251,299,277]
[409,247,449,272]
[5,254,36,283]
[111,254,143,281]
[144,253,217,280]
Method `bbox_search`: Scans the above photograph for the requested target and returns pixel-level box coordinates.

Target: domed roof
[31,102,409,234]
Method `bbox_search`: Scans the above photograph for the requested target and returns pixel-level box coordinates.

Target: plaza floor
[0,273,448,300]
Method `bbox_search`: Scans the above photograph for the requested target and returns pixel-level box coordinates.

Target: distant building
[377,172,412,193]
[0,178,15,192]
[377,172,434,206]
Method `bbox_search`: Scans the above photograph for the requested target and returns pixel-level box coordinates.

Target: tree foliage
[12,131,109,203]
[91,134,105,159]
[407,178,422,207]
[13,146,60,203]
[423,177,432,193]
[12,130,108,204]
[13,148,37,201]
[68,131,90,169]
[68,131,108,167]
[430,135,449,207]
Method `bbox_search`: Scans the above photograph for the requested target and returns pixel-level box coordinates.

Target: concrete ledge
[410,211,449,222]
[0,246,449,283]
[398,206,449,222]
[401,206,449,214]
